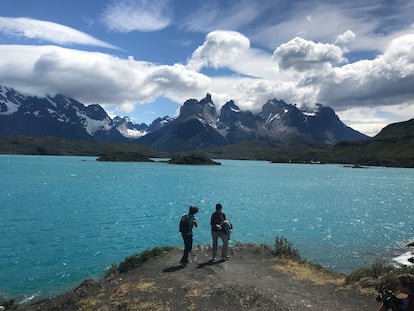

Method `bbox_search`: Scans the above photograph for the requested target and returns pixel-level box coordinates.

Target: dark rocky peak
[259,99,289,115]
[147,116,173,132]
[178,93,218,127]
[218,100,257,129]
[85,104,111,121]
[308,104,343,129]
[219,100,240,120]
[258,99,306,127]
[221,100,240,112]
[313,104,339,121]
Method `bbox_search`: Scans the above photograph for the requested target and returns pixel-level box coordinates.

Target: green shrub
[346,261,414,291]
[272,236,301,260]
[118,246,175,273]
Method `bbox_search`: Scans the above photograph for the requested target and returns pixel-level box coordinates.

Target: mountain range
[0,85,368,152]
[138,93,368,152]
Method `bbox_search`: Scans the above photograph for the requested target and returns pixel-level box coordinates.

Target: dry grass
[183,282,202,297]
[273,258,345,286]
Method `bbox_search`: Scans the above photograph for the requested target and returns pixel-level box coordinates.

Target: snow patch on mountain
[76,111,112,135]
[116,124,147,138]
[0,99,19,115]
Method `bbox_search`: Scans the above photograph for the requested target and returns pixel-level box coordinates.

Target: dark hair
[216,203,222,211]
[399,274,414,292]
[189,205,199,214]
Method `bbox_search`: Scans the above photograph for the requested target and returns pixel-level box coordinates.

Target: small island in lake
[167,153,221,165]
[96,152,154,162]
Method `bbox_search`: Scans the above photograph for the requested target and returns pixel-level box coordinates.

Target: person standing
[210,203,230,261]
[179,205,199,266]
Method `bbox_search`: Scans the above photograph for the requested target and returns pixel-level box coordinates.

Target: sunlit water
[1,155,413,302]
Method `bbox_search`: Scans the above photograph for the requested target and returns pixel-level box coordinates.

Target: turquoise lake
[1,155,413,302]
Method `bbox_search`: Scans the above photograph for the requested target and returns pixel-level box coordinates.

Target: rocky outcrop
[167,153,221,165]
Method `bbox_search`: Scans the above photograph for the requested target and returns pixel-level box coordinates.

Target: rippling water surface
[1,155,413,301]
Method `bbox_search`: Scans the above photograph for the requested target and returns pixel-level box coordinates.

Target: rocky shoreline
[3,244,381,311]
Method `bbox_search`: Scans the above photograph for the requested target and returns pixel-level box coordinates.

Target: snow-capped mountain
[137,94,369,152]
[113,116,148,138]
[0,85,126,142]
[0,85,368,152]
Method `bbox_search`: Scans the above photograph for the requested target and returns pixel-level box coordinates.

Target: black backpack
[179,214,192,233]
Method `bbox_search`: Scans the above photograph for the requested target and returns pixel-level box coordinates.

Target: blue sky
[1,0,414,135]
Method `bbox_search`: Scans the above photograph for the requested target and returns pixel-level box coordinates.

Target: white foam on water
[393,251,414,266]
[19,293,38,305]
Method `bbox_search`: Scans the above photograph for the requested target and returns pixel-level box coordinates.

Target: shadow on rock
[197,259,226,269]
[162,265,186,273]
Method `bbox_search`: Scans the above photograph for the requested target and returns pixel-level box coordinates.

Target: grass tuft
[118,246,175,273]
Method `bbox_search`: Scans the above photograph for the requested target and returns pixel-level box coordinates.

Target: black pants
[180,234,193,264]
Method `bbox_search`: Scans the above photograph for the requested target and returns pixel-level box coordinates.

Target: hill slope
[328,119,414,167]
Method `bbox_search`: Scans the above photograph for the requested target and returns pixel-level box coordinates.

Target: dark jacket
[210,212,226,232]
[180,214,196,235]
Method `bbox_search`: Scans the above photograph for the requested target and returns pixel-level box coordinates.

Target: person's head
[216,203,222,212]
[189,205,199,215]
[398,274,414,294]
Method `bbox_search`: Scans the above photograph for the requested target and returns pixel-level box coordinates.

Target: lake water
[1,155,413,302]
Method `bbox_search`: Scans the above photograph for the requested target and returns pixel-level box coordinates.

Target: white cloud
[0,45,209,112]
[337,102,414,136]
[0,17,119,50]
[181,0,267,33]
[187,31,250,71]
[252,3,394,54]
[208,76,315,114]
[273,37,346,72]
[335,30,356,45]
[101,0,172,32]
[317,33,414,108]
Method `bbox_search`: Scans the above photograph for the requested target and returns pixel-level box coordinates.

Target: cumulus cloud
[273,37,346,72]
[317,33,414,108]
[187,31,250,71]
[252,3,397,54]
[101,0,172,32]
[0,17,119,49]
[335,30,356,45]
[0,45,209,110]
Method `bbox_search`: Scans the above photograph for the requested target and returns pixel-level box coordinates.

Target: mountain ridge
[137,94,368,152]
[1,84,368,152]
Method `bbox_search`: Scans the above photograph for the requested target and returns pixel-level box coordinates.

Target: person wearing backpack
[210,203,232,261]
[179,205,199,266]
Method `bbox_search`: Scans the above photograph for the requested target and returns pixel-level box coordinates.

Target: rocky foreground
[17,244,381,311]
